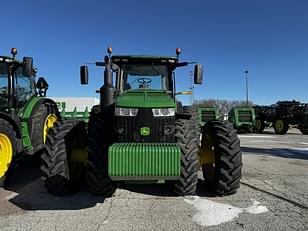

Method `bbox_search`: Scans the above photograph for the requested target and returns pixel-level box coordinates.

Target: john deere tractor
[198,106,220,127]
[228,106,256,133]
[41,48,242,196]
[254,101,308,135]
[0,48,58,186]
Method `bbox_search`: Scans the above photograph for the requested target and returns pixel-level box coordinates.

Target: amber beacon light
[11,48,17,55]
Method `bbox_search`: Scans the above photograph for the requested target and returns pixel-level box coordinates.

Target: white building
[51,97,99,112]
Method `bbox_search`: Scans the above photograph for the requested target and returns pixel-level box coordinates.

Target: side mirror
[36,77,49,97]
[194,64,203,84]
[22,57,33,77]
[36,77,49,89]
[80,65,88,85]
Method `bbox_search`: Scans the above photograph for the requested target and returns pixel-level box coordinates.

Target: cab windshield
[122,64,169,91]
[0,63,9,97]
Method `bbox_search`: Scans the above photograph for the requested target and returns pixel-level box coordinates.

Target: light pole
[244,70,249,106]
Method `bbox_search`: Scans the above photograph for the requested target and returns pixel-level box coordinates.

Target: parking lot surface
[0,128,307,230]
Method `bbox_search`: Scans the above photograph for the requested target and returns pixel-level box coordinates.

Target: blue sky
[1,0,307,105]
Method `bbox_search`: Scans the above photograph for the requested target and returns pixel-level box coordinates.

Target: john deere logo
[140,127,150,136]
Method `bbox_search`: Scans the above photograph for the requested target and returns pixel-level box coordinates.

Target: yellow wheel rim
[43,114,57,143]
[70,132,88,180]
[71,148,88,164]
[199,134,215,166]
[275,120,284,133]
[0,133,13,177]
[199,134,216,180]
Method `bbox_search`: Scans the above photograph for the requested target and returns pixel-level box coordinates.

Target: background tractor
[41,48,242,197]
[228,106,256,133]
[254,100,308,135]
[0,48,58,186]
[198,106,219,127]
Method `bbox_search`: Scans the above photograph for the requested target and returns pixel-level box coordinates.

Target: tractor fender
[30,98,59,118]
[22,97,59,120]
[20,97,59,155]
[23,97,59,139]
[22,97,59,132]
[0,112,23,153]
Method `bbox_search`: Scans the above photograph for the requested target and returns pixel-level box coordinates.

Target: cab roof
[111,55,178,65]
[0,56,22,64]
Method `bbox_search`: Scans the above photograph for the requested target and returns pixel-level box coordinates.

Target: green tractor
[198,106,220,127]
[41,48,242,196]
[228,106,256,133]
[254,101,308,135]
[0,48,58,186]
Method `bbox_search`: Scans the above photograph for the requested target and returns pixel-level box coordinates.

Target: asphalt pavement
[0,128,307,231]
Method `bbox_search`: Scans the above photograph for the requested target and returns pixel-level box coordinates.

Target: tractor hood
[116,89,175,108]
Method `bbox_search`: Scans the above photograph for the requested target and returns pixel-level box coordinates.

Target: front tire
[173,119,199,196]
[201,120,242,195]
[86,105,116,196]
[299,126,308,135]
[183,105,200,135]
[41,119,87,196]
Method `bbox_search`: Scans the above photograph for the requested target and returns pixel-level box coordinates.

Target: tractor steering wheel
[137,78,152,84]
[137,78,152,88]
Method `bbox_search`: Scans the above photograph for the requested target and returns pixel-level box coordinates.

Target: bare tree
[195,99,253,115]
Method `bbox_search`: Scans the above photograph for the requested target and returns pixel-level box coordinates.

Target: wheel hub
[275,120,284,133]
[43,114,57,143]
[199,134,215,165]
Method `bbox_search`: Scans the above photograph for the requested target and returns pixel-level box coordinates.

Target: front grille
[108,143,180,180]
[238,111,253,122]
[116,108,175,142]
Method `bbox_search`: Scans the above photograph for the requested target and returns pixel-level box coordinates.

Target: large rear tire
[299,126,308,135]
[254,118,265,133]
[201,120,242,195]
[0,176,4,187]
[41,119,87,196]
[30,103,58,153]
[182,105,200,136]
[0,119,17,187]
[173,119,199,196]
[86,105,116,196]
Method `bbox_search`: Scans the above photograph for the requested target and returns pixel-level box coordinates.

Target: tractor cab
[81,48,203,108]
[80,48,204,143]
[0,48,34,111]
[0,48,49,112]
[1,48,58,186]
[0,60,35,109]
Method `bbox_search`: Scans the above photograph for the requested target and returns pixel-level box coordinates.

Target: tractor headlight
[115,107,139,116]
[152,108,175,117]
